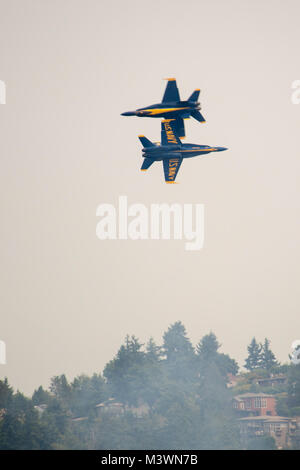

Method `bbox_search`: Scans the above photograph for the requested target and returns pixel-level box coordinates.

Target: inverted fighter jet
[122,78,205,138]
[138,120,227,183]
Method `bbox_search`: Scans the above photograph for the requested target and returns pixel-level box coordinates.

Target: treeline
[0,321,299,450]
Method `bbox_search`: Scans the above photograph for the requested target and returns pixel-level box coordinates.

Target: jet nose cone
[217,147,228,152]
[121,111,136,116]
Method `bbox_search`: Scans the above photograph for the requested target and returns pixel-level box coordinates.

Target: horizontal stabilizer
[141,158,155,171]
[188,89,200,102]
[191,110,205,122]
[138,135,155,148]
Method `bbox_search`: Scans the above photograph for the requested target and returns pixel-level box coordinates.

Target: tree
[103,335,147,406]
[195,333,240,449]
[0,388,53,449]
[196,332,220,363]
[32,386,52,406]
[260,338,279,371]
[162,321,195,384]
[70,374,107,417]
[50,375,72,404]
[287,364,300,410]
[0,378,13,409]
[196,332,239,378]
[244,338,263,370]
[146,337,162,362]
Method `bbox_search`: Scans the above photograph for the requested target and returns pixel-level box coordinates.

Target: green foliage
[70,374,107,417]
[0,391,53,449]
[287,364,300,410]
[246,435,277,450]
[196,332,239,378]
[32,386,52,405]
[0,324,297,449]
[103,335,149,406]
[244,338,263,370]
[276,394,290,416]
[162,321,196,384]
[260,338,279,371]
[0,378,13,409]
[244,338,280,372]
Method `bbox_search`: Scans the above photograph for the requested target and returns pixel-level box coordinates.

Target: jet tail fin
[191,110,205,122]
[188,89,200,102]
[138,135,155,148]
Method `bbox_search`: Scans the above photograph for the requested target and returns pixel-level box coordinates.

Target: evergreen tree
[260,338,279,371]
[244,338,263,370]
[50,374,72,404]
[32,386,52,405]
[146,337,162,362]
[196,332,239,378]
[103,335,147,406]
[196,332,220,363]
[162,321,195,384]
[0,378,13,409]
[70,374,107,417]
[0,388,54,449]
[195,333,240,449]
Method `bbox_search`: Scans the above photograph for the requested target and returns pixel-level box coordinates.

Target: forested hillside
[0,322,299,450]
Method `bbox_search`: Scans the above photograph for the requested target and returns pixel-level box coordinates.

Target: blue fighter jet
[139,120,227,183]
[122,78,205,138]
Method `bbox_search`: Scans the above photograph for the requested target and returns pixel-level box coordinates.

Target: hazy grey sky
[1,0,300,395]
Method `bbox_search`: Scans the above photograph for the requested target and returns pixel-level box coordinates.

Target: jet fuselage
[142,143,227,161]
[122,100,200,119]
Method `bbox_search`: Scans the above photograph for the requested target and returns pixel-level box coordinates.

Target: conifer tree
[260,338,279,371]
[244,338,263,370]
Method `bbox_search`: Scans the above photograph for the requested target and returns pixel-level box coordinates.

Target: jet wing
[161,119,182,145]
[172,116,185,138]
[163,154,183,183]
[162,78,180,103]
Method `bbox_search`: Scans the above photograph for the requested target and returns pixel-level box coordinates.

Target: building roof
[234,393,275,400]
[257,374,286,382]
[71,416,88,422]
[239,416,291,423]
[95,401,123,408]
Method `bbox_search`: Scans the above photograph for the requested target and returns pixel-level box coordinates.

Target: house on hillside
[239,415,293,449]
[227,374,239,388]
[255,374,287,388]
[95,398,149,418]
[95,398,124,416]
[34,404,48,416]
[233,393,276,416]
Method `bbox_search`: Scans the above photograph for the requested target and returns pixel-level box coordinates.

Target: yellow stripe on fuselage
[181,148,217,152]
[141,107,190,115]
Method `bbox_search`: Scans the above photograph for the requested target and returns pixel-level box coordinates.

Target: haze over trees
[0,322,298,450]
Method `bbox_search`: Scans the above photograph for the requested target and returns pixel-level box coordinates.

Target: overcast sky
[1,0,300,395]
